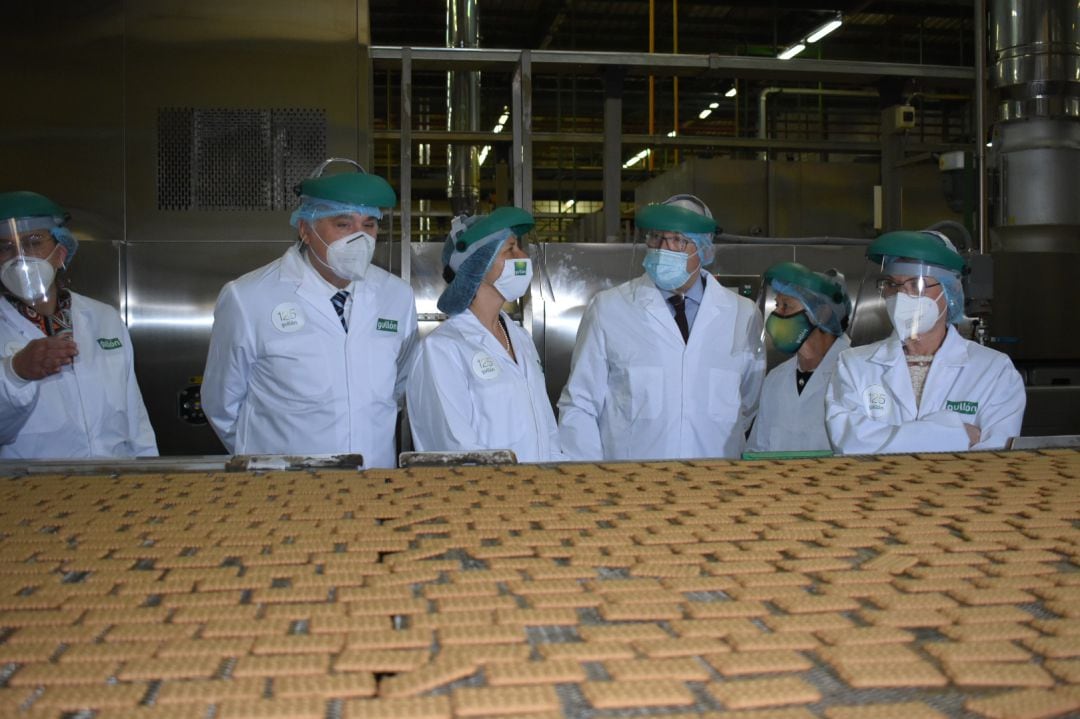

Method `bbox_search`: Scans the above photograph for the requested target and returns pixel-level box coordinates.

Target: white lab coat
[0,292,158,459]
[826,325,1025,454]
[747,334,851,453]
[557,272,765,461]
[202,246,418,468]
[406,310,563,463]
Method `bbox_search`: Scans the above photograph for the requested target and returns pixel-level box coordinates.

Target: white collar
[303,249,353,296]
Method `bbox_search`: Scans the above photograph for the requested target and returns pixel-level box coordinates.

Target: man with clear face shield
[558,194,765,460]
[826,230,1025,454]
[407,207,564,462]
[202,162,418,467]
[747,262,851,453]
[0,191,157,458]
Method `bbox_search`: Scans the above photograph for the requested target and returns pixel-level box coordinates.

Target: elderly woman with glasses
[825,230,1025,454]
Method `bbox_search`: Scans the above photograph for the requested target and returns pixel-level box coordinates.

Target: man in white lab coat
[0,191,157,458]
[558,194,765,461]
[826,230,1025,454]
[747,261,851,453]
[202,165,418,467]
[407,207,563,463]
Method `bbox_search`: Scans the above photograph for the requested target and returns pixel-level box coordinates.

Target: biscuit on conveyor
[604,657,712,681]
[822,701,949,718]
[484,658,587,685]
[634,637,728,657]
[273,673,376,698]
[706,676,821,709]
[153,678,267,704]
[922,640,1031,663]
[1044,658,1080,683]
[538,641,635,661]
[231,654,329,678]
[117,655,222,680]
[580,679,696,708]
[9,660,119,686]
[31,683,149,710]
[944,660,1056,687]
[964,688,1080,719]
[833,659,947,688]
[704,649,813,676]
[940,623,1039,642]
[451,684,561,716]
[728,632,818,651]
[334,648,430,672]
[377,655,478,698]
[214,697,328,719]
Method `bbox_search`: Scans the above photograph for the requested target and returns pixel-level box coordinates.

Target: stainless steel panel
[65,240,123,313]
[991,252,1080,361]
[769,162,877,238]
[635,158,769,237]
[124,0,360,244]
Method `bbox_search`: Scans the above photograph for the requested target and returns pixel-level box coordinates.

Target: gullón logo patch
[376,318,398,333]
[97,337,123,350]
[513,260,528,276]
[946,400,979,415]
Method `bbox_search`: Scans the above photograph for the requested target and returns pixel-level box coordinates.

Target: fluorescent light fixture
[806,16,842,43]
[698,108,712,120]
[563,199,576,210]
[708,101,719,109]
[622,148,651,169]
[777,43,806,60]
[497,110,510,125]
[724,87,737,98]
[478,146,491,165]
[667,130,677,137]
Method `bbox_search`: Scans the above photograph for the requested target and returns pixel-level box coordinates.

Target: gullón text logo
[376,318,398,333]
[946,400,979,415]
[97,337,123,350]
[513,260,528,276]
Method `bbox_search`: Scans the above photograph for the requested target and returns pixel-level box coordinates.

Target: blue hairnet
[770,275,850,337]
[51,226,78,265]
[684,231,714,267]
[437,221,512,316]
[884,260,965,324]
[289,198,382,229]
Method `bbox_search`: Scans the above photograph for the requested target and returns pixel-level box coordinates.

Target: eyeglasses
[0,233,57,262]
[644,231,693,252]
[876,276,941,297]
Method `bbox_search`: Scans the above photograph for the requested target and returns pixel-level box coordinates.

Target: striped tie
[331,289,350,332]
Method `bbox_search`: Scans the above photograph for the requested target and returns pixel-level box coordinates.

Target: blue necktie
[331,290,349,332]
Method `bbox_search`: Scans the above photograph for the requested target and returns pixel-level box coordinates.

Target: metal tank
[989,0,1080,252]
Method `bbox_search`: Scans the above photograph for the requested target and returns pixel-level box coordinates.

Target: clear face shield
[637,229,705,291]
[0,218,63,306]
[874,261,948,342]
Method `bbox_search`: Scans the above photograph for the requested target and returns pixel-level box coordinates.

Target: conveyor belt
[0,450,1077,718]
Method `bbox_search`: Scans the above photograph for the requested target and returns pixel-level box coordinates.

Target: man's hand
[964,423,981,448]
[11,336,79,381]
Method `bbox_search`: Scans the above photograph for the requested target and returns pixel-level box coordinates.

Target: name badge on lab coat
[271,303,305,333]
[471,351,501,381]
[864,384,888,418]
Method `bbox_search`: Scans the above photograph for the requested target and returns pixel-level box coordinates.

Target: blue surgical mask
[643,249,693,291]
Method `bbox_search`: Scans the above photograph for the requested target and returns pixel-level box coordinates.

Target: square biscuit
[580,679,696,709]
[451,685,560,717]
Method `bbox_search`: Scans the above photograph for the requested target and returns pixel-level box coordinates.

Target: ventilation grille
[157,108,327,211]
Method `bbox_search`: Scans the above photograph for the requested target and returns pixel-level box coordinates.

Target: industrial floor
[0,450,1077,718]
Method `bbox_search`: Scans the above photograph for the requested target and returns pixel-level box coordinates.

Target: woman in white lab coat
[826,230,1025,454]
[747,262,851,453]
[0,191,157,458]
[406,207,563,463]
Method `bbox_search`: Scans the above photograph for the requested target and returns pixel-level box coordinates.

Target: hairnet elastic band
[447,228,511,273]
[289,200,382,228]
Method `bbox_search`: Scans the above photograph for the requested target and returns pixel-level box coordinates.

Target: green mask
[765,310,814,354]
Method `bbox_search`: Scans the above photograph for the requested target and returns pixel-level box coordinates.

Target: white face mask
[311,229,376,281]
[493,257,533,302]
[885,292,941,341]
[1,256,56,304]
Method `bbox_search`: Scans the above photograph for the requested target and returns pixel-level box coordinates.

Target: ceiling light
[478,145,491,165]
[724,87,737,98]
[667,130,677,137]
[563,199,576,210]
[777,43,806,60]
[806,16,842,43]
[708,102,719,109]
[622,148,651,169]
[698,108,712,120]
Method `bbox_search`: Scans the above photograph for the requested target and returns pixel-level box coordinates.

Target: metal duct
[447,0,480,216]
[989,0,1080,252]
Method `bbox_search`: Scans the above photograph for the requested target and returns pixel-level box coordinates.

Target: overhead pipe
[757,87,878,161]
[447,0,480,216]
